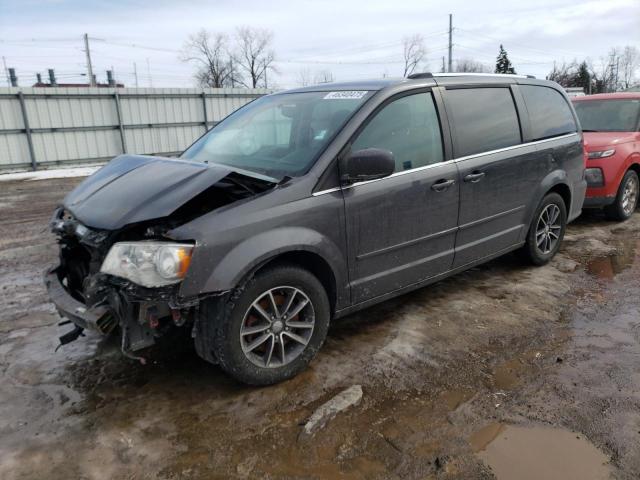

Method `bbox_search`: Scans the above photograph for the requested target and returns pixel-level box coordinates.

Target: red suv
[572,93,640,221]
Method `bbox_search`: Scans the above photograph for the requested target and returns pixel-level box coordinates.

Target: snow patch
[0,166,100,182]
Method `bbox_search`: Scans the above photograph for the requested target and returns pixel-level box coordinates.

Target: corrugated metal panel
[0,134,30,166]
[32,130,122,163]
[0,87,271,171]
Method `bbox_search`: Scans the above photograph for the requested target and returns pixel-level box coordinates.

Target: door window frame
[313,87,453,194]
[343,88,452,170]
[442,84,526,159]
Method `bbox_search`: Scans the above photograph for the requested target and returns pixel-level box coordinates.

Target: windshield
[181,90,372,179]
[573,99,640,132]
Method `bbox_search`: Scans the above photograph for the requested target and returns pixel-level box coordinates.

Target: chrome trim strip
[311,132,578,196]
[312,186,341,196]
[453,132,578,163]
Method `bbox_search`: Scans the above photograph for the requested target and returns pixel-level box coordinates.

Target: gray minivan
[46,73,586,384]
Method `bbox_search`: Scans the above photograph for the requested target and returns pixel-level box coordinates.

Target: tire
[195,264,330,385]
[520,192,567,266]
[604,170,639,222]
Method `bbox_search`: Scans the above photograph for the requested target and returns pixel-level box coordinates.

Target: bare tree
[590,50,620,93]
[547,61,575,87]
[235,26,276,88]
[297,68,312,87]
[619,46,639,90]
[455,58,490,73]
[402,35,426,77]
[181,29,239,88]
[314,70,334,84]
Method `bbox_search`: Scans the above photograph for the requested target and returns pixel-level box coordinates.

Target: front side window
[521,85,577,140]
[573,99,640,132]
[182,91,372,179]
[446,87,522,157]
[350,92,444,172]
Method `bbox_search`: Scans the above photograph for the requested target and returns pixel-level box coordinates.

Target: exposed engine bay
[46,155,276,362]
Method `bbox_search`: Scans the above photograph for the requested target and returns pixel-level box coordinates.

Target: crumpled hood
[583,131,639,150]
[63,155,272,230]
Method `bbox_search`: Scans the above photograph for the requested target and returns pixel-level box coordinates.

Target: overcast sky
[1,0,639,89]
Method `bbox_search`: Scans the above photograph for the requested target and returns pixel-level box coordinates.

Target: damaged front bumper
[45,266,115,334]
[45,263,200,362]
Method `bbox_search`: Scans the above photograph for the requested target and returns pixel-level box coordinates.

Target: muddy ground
[1,177,639,480]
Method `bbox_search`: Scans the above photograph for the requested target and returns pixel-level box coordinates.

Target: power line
[455,28,589,58]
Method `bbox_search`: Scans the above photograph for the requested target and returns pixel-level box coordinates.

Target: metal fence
[0,87,270,172]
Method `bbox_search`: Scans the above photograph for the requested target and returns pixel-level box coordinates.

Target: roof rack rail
[431,73,530,79]
[406,72,433,79]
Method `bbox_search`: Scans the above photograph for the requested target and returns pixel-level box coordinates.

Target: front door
[342,91,460,304]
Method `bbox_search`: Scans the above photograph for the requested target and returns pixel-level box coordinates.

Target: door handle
[431,179,456,192]
[464,171,486,183]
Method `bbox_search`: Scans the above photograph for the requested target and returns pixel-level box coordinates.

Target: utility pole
[448,14,453,73]
[441,56,445,73]
[48,69,57,86]
[84,33,96,86]
[133,62,139,88]
[146,58,153,87]
[8,68,18,87]
[2,56,9,86]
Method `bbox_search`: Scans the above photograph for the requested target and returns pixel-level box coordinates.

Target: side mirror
[340,148,395,184]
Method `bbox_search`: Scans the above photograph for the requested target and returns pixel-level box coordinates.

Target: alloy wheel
[240,286,315,368]
[621,175,639,216]
[536,203,562,255]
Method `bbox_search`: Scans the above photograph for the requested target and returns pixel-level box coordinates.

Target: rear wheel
[604,170,639,222]
[196,264,330,385]
[520,192,567,266]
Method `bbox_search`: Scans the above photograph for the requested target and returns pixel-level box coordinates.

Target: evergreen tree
[573,61,591,92]
[495,45,516,74]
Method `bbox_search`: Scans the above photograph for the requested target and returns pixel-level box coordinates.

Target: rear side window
[521,85,577,140]
[351,92,444,172]
[446,88,521,157]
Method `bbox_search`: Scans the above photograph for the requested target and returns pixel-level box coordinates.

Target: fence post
[113,91,128,154]
[18,91,37,171]
[201,91,208,132]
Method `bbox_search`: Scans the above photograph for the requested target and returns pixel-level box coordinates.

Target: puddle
[440,388,474,411]
[490,349,543,391]
[472,424,610,480]
[469,422,505,451]
[586,238,639,280]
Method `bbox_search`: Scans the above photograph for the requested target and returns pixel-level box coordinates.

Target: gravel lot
[1,176,639,479]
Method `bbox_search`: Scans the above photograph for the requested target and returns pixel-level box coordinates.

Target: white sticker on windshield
[323,91,368,100]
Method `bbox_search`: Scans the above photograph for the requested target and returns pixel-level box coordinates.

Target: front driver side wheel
[520,192,567,266]
[197,264,330,385]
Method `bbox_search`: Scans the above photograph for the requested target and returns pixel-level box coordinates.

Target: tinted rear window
[446,88,521,157]
[521,85,577,140]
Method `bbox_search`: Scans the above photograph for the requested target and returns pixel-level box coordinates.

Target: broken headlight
[100,242,194,288]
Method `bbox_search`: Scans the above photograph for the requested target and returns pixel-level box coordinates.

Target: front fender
[180,226,347,301]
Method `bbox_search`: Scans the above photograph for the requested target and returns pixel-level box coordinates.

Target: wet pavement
[1,177,639,479]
